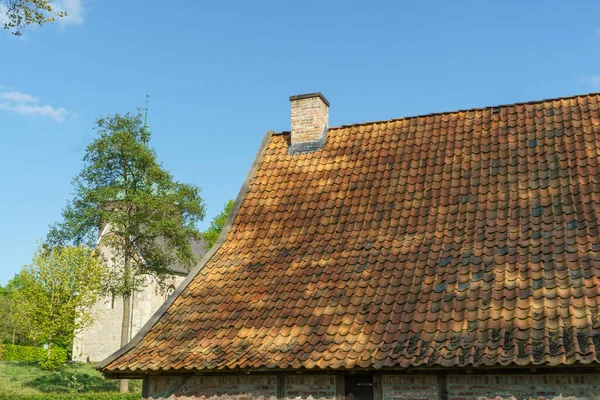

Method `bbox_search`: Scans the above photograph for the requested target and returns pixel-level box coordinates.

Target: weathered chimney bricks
[289,92,329,154]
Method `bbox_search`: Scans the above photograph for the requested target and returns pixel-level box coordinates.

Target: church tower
[73,94,203,364]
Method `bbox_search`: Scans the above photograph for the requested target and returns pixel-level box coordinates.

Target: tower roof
[141,94,151,144]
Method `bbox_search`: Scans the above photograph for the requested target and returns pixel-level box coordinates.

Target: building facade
[99,92,600,400]
[72,227,198,363]
[72,272,186,363]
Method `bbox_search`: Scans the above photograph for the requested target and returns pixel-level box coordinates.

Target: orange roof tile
[100,92,600,374]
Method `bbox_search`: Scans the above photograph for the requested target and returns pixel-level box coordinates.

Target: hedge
[0,344,67,369]
[0,394,140,400]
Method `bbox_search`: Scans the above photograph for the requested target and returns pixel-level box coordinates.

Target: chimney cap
[289,92,330,107]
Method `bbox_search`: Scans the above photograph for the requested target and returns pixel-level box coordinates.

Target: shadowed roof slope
[101,93,600,374]
[159,237,205,275]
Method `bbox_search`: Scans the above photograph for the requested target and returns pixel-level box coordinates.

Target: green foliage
[2,0,66,36]
[48,112,206,296]
[0,361,141,398]
[1,345,67,369]
[203,199,234,250]
[0,275,33,346]
[0,289,12,344]
[0,393,140,400]
[39,348,68,371]
[11,245,106,353]
[3,344,47,361]
[48,112,205,392]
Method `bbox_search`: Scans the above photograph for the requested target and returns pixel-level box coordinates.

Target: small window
[165,285,176,300]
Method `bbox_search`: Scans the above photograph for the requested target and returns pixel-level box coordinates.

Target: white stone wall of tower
[72,228,185,363]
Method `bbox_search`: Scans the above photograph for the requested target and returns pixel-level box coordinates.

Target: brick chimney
[289,92,330,154]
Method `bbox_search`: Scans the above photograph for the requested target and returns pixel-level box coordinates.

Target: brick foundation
[145,375,277,400]
[447,374,600,400]
[143,373,600,400]
[285,375,336,400]
[382,375,438,400]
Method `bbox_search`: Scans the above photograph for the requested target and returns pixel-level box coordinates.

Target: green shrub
[39,348,68,371]
[1,344,67,369]
[0,393,140,400]
[3,344,44,361]
[0,344,6,359]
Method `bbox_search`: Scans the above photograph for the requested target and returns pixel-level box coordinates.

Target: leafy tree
[49,112,205,391]
[0,284,14,344]
[0,274,34,346]
[2,0,66,36]
[10,244,106,367]
[203,200,234,250]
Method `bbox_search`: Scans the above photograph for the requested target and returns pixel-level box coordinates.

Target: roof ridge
[330,91,600,130]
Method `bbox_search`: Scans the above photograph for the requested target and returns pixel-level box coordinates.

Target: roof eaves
[99,360,600,379]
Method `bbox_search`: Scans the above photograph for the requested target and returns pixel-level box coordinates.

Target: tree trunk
[119,292,132,393]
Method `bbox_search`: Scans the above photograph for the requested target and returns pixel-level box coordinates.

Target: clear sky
[1,0,599,285]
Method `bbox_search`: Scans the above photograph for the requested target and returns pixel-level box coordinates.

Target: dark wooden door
[344,375,374,400]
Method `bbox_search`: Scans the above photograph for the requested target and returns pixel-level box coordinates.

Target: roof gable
[101,93,600,374]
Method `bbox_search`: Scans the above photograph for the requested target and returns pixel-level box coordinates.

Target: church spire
[141,94,151,145]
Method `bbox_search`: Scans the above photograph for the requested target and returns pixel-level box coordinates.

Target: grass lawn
[0,361,141,398]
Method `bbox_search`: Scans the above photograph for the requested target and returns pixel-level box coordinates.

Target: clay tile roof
[100,92,600,375]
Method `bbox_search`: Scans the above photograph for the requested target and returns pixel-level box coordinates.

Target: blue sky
[1,0,600,285]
